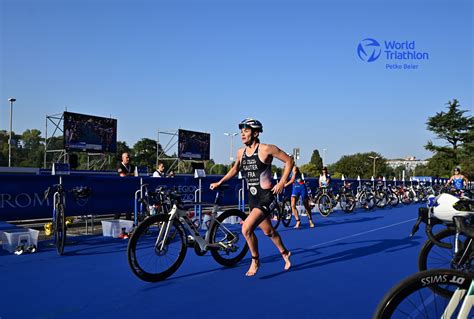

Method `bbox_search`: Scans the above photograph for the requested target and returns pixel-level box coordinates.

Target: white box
[101,220,134,238]
[0,228,40,253]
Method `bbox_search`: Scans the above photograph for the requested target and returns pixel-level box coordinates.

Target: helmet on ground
[238,118,263,132]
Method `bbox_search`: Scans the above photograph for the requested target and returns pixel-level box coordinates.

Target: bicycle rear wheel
[281,199,293,227]
[55,201,66,256]
[340,194,355,213]
[210,209,248,267]
[375,192,388,208]
[389,193,399,207]
[127,214,186,282]
[318,194,332,217]
[374,269,473,318]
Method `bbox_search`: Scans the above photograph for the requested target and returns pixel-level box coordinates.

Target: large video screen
[63,112,117,153]
[178,129,210,160]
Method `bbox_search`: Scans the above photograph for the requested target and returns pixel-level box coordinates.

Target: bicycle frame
[157,203,234,253]
[443,279,474,318]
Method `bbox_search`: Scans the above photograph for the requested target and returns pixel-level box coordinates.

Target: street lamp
[368,155,380,178]
[8,97,16,167]
[224,132,238,163]
[322,148,327,166]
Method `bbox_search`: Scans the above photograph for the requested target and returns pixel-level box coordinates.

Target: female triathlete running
[210,118,293,276]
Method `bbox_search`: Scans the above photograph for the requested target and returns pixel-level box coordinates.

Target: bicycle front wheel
[318,194,332,217]
[374,269,473,318]
[281,199,293,227]
[210,209,248,267]
[127,214,187,282]
[55,202,66,256]
[418,228,473,273]
[270,204,281,229]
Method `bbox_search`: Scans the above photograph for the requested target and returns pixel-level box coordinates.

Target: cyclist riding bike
[210,118,293,277]
[284,161,315,229]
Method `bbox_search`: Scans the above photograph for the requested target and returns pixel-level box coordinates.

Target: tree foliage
[425,99,473,178]
[329,152,390,179]
[299,149,323,177]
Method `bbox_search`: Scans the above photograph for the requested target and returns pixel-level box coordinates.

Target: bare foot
[281,250,291,270]
[246,258,260,276]
[293,220,301,229]
[309,220,315,228]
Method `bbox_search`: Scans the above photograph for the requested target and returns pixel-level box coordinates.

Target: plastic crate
[101,220,134,238]
[0,228,40,253]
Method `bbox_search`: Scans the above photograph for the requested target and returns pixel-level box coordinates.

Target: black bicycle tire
[366,194,376,210]
[55,201,66,255]
[375,192,388,208]
[270,204,281,229]
[127,214,187,282]
[389,194,399,207]
[318,194,332,217]
[339,194,352,213]
[209,209,248,267]
[419,228,472,272]
[342,195,356,213]
[281,199,293,227]
[373,269,473,318]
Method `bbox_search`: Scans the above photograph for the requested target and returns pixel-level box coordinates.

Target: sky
[0,0,472,166]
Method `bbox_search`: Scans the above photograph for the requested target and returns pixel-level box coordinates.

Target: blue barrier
[0,173,426,221]
[0,175,245,221]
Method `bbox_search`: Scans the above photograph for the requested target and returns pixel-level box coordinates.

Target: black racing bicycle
[44,184,92,255]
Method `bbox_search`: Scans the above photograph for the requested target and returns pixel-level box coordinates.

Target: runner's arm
[210,148,243,189]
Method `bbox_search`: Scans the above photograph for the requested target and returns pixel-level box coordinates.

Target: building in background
[387,156,428,171]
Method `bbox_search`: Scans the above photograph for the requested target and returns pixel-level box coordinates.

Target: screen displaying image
[178,129,210,160]
[63,111,117,153]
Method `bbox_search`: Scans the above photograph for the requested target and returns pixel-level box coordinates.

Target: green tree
[0,131,9,166]
[330,152,388,179]
[425,99,473,177]
[132,138,158,171]
[17,129,44,167]
[299,149,323,177]
[209,163,228,175]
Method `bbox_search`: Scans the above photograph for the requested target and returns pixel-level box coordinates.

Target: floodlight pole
[224,132,238,164]
[369,155,380,178]
[8,98,16,167]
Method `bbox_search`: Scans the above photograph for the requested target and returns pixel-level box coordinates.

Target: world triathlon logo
[357,38,381,62]
[357,37,430,70]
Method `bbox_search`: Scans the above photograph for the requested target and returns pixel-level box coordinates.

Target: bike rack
[194,185,202,226]
[238,172,245,212]
[84,215,94,235]
[134,178,147,226]
[193,169,206,227]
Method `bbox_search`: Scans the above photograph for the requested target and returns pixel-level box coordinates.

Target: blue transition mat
[0,204,426,319]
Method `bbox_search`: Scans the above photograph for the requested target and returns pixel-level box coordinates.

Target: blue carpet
[0,205,426,319]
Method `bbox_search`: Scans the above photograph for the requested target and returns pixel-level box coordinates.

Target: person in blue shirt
[446,167,469,190]
[284,162,315,229]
